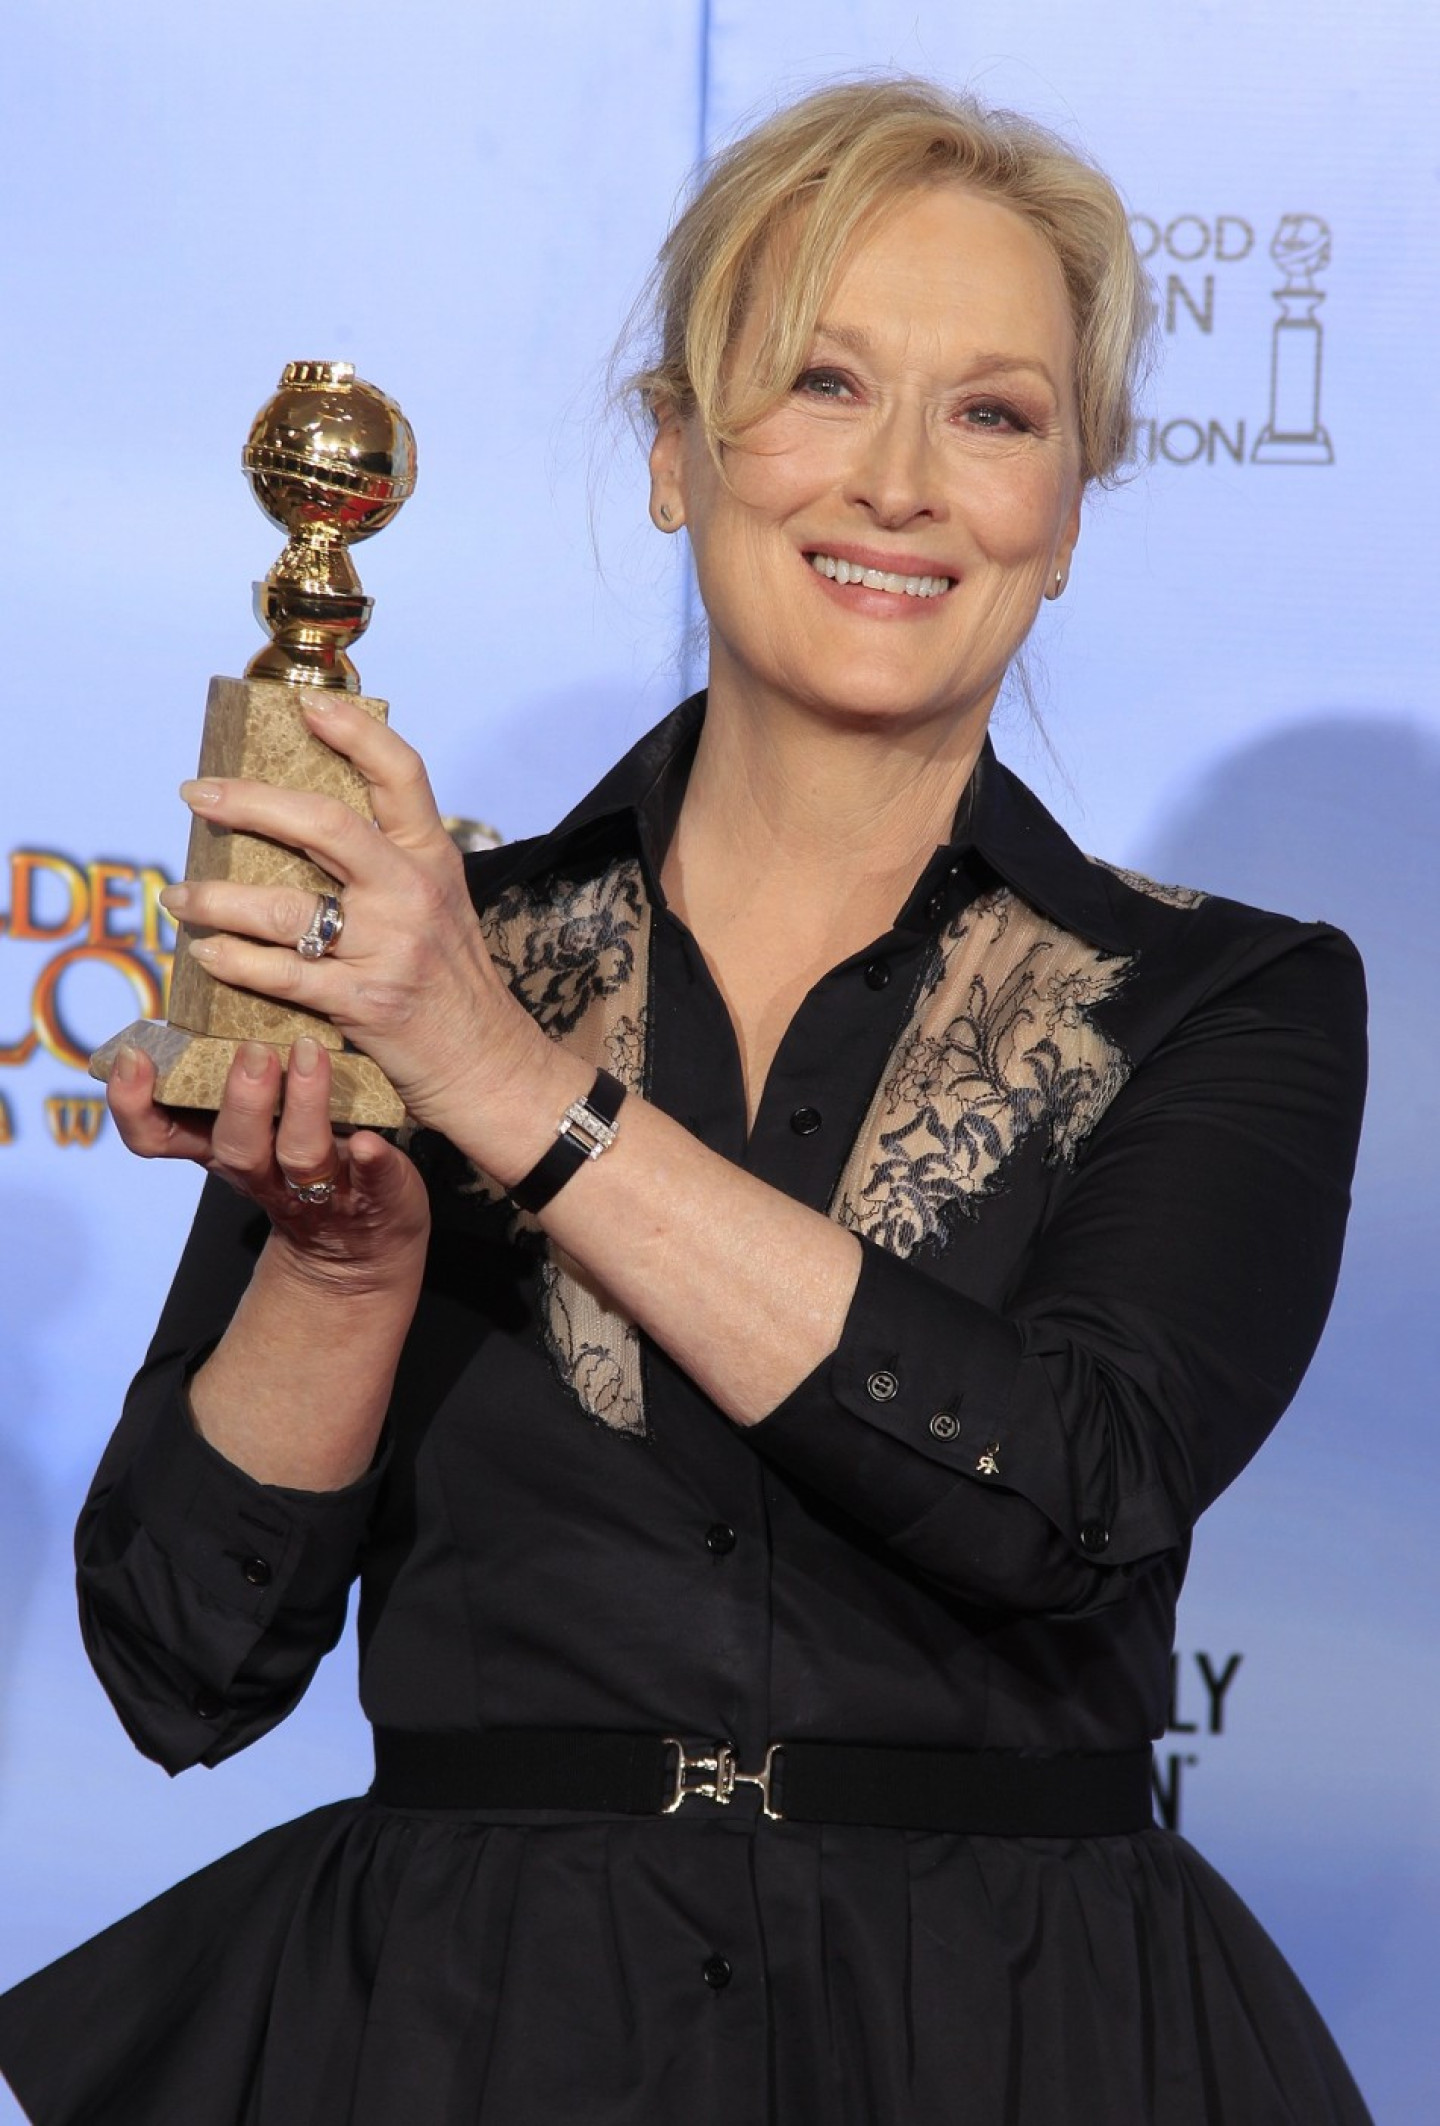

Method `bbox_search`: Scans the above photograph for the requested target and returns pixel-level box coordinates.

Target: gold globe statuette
[90,361,417,1126]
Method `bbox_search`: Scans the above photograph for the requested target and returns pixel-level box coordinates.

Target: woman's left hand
[159,694,546,1142]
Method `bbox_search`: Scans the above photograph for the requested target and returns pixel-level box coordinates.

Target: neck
[675,673,993,886]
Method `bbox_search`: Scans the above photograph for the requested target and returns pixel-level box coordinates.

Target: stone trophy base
[89,674,406,1129]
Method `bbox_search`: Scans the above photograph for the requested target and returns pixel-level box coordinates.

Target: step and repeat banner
[1,2,1435,2116]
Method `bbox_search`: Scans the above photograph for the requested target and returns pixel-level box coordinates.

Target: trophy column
[1252,215,1334,467]
[90,360,415,1127]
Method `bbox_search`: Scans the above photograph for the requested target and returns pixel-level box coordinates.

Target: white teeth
[808,552,950,597]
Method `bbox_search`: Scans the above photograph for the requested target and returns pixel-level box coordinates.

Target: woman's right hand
[107,1033,431,1287]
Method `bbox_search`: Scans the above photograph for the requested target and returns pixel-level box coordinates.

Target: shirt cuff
[115,1356,389,1626]
[750,1240,1179,1592]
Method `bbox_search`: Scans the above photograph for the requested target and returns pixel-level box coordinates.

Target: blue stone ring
[296,892,345,961]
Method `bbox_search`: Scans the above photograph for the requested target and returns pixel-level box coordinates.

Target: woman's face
[651,183,1084,743]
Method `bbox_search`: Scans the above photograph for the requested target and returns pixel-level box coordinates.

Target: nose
[846,399,943,528]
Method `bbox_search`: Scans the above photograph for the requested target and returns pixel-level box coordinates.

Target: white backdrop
[2,3,1437,2117]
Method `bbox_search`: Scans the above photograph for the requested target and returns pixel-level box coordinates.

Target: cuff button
[192,1687,224,1721]
[866,1369,900,1403]
[1078,1520,1111,1555]
[241,1555,273,1588]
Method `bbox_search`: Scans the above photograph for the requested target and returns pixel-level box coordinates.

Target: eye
[793,367,857,401]
[959,400,1033,434]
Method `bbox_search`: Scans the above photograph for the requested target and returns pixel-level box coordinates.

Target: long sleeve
[76,1181,386,1773]
[748,922,1367,1616]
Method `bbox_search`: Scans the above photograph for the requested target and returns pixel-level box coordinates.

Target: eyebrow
[811,321,1061,393]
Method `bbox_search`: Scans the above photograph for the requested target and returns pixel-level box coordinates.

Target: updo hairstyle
[626,77,1151,486]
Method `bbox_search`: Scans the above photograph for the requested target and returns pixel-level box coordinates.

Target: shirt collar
[479,692,1130,957]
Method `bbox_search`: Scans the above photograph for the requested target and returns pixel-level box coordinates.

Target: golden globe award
[90,361,415,1126]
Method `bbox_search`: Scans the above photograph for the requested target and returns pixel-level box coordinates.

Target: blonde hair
[625,77,1151,486]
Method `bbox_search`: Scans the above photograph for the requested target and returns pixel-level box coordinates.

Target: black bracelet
[510,1067,627,1215]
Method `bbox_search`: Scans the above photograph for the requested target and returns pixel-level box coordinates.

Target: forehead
[761,182,1075,369]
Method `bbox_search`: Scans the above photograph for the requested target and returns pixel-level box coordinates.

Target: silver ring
[296,892,344,961]
[284,1173,336,1206]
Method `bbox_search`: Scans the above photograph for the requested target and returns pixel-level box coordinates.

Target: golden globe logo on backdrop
[1129,211,1334,467]
[0,848,175,1146]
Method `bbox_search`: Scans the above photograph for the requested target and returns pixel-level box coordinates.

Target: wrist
[435,1028,596,1191]
[262,1224,428,1307]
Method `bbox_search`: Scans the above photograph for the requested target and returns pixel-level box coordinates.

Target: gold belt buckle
[662,1738,784,1820]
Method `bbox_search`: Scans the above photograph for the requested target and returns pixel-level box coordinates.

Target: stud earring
[658,503,674,526]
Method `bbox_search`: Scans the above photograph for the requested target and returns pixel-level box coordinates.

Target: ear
[1048,487,1083,599]
[648,401,687,532]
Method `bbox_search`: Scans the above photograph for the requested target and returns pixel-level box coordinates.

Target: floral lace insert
[832,889,1132,1254]
[469,860,1153,1433]
[470,860,650,1435]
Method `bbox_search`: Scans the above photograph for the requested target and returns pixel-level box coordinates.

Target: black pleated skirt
[0,1799,1373,2124]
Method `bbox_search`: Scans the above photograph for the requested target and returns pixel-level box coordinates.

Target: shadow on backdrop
[1139,713,1440,1393]
[1139,715,1440,2114]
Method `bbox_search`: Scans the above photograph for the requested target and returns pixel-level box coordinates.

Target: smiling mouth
[807,551,954,599]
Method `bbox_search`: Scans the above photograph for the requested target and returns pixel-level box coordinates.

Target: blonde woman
[0,79,1370,2126]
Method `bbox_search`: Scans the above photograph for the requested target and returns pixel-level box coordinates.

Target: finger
[182,928,345,1015]
[207,1041,287,1176]
[159,879,343,956]
[298,694,452,853]
[106,1045,217,1162]
[274,1037,341,1190]
[179,776,400,892]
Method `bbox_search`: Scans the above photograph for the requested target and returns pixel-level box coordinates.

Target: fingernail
[239,1041,270,1080]
[187,937,219,964]
[159,884,189,915]
[301,694,337,717]
[291,1035,320,1075]
[180,780,223,808]
[114,1044,139,1084]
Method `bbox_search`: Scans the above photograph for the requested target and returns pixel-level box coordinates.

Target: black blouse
[2,697,1376,2126]
[75,696,1366,1776]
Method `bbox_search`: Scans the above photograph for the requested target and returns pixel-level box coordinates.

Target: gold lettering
[44,1094,106,1147]
[137,866,176,954]
[31,944,163,1070]
[0,1021,38,1066]
[86,861,142,945]
[4,851,88,942]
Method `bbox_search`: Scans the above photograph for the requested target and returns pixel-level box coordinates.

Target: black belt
[371,1729,1154,1837]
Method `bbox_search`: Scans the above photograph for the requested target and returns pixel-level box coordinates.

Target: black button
[866,1369,899,1403]
[864,960,891,990]
[705,1523,737,1556]
[192,1687,224,1721]
[702,1954,733,1989]
[241,1555,272,1588]
[1079,1520,1111,1554]
[928,1412,959,1441]
[790,1107,822,1137]
[925,891,945,922]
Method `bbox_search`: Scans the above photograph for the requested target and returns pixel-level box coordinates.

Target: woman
[0,78,1371,2125]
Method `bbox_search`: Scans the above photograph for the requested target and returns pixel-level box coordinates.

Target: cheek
[723,413,847,513]
[965,459,1078,566]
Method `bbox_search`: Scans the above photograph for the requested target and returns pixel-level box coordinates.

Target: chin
[792,664,993,736]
